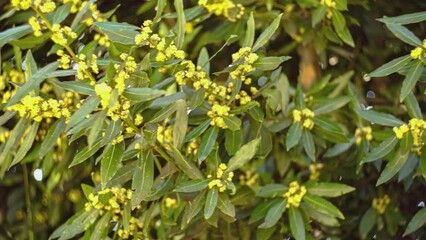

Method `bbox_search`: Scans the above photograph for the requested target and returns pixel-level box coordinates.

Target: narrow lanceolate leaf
[175,179,210,193]
[6,62,59,107]
[0,25,32,47]
[224,129,242,156]
[303,194,344,219]
[368,55,411,77]
[362,135,398,163]
[313,96,351,115]
[250,198,282,223]
[312,5,327,27]
[378,11,426,25]
[102,120,122,146]
[66,96,100,131]
[123,88,165,101]
[11,121,39,167]
[39,118,65,158]
[52,3,72,24]
[0,117,28,166]
[181,193,206,229]
[286,123,303,151]
[198,126,219,161]
[148,102,177,123]
[51,81,96,95]
[254,56,291,71]
[302,131,315,161]
[259,198,286,228]
[359,208,377,239]
[400,60,424,102]
[403,207,426,236]
[217,194,235,218]
[376,148,410,186]
[101,142,125,187]
[331,9,346,31]
[183,119,211,142]
[306,182,355,197]
[69,139,103,168]
[225,137,261,173]
[289,207,305,240]
[223,115,241,131]
[174,0,185,49]
[90,211,112,240]
[204,187,218,219]
[252,13,283,51]
[131,151,154,208]
[386,23,423,47]
[168,144,204,179]
[355,109,404,127]
[173,100,188,148]
[243,12,255,47]
[404,92,423,119]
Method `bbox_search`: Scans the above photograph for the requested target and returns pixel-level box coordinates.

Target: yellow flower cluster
[309,163,324,180]
[292,108,315,130]
[198,0,244,22]
[207,103,231,128]
[239,171,259,186]
[208,163,234,192]
[134,114,144,126]
[157,125,173,144]
[165,197,178,209]
[187,138,199,155]
[114,53,136,94]
[283,181,307,209]
[230,47,258,81]
[51,24,77,46]
[117,217,144,239]
[108,99,131,121]
[12,0,56,13]
[95,83,112,109]
[320,0,336,18]
[372,195,390,215]
[8,95,71,122]
[94,34,110,47]
[410,40,426,60]
[135,20,185,62]
[355,126,373,145]
[0,130,10,144]
[83,2,107,25]
[175,60,210,89]
[85,187,133,217]
[29,17,44,37]
[393,119,426,154]
[56,50,72,69]
[112,135,124,145]
[75,53,99,82]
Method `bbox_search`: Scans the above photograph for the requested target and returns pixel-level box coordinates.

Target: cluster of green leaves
[0,1,426,240]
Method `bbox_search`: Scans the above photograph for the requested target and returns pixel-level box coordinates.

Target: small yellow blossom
[309,163,324,180]
[283,181,307,208]
[95,83,112,109]
[165,197,178,208]
[355,126,373,145]
[208,163,233,192]
[29,17,43,37]
[198,0,244,22]
[372,195,390,214]
[292,108,315,130]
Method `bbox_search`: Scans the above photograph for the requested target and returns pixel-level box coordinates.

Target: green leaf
[148,102,177,123]
[11,121,39,167]
[314,116,349,143]
[336,27,354,47]
[183,119,211,142]
[0,117,28,167]
[66,96,100,131]
[304,205,340,227]
[181,193,206,228]
[378,11,426,25]
[198,126,219,161]
[168,144,204,179]
[289,207,305,240]
[286,123,303,151]
[386,23,422,47]
[39,118,65,158]
[101,142,125,187]
[217,193,236,218]
[51,81,96,95]
[376,148,410,186]
[250,198,282,223]
[257,184,288,198]
[6,62,59,108]
[175,179,210,192]
[355,109,404,127]
[0,25,32,47]
[224,129,242,156]
[259,198,286,228]
[90,211,112,240]
[225,138,260,173]
[204,187,218,219]
[49,209,99,240]
[197,48,210,74]
[421,148,426,179]
[71,0,95,29]
[362,135,398,163]
[252,13,283,51]
[174,0,185,49]
[131,151,154,208]
[306,182,355,197]
[403,207,426,236]
[53,3,72,24]
[154,0,167,22]
[312,5,327,27]
[313,96,351,115]
[87,110,106,148]
[173,100,188,148]
[404,92,423,119]
[149,92,185,108]
[368,55,411,77]
[188,88,205,110]
[94,22,139,45]
[359,208,377,239]
[331,9,346,31]
[102,120,122,146]
[302,130,315,161]
[303,194,344,219]
[400,60,424,102]
[123,88,165,101]
[223,116,241,131]
[254,56,291,71]
[69,139,103,168]
[243,12,255,47]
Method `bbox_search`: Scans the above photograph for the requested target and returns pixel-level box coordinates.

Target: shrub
[0,0,425,239]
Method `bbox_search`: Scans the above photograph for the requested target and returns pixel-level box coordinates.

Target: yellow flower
[292,108,315,130]
[410,47,423,60]
[95,83,112,109]
[39,0,56,13]
[355,126,373,145]
[372,195,390,214]
[283,181,307,208]
[29,17,43,37]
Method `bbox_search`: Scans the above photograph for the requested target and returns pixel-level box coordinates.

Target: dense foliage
[0,0,425,239]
